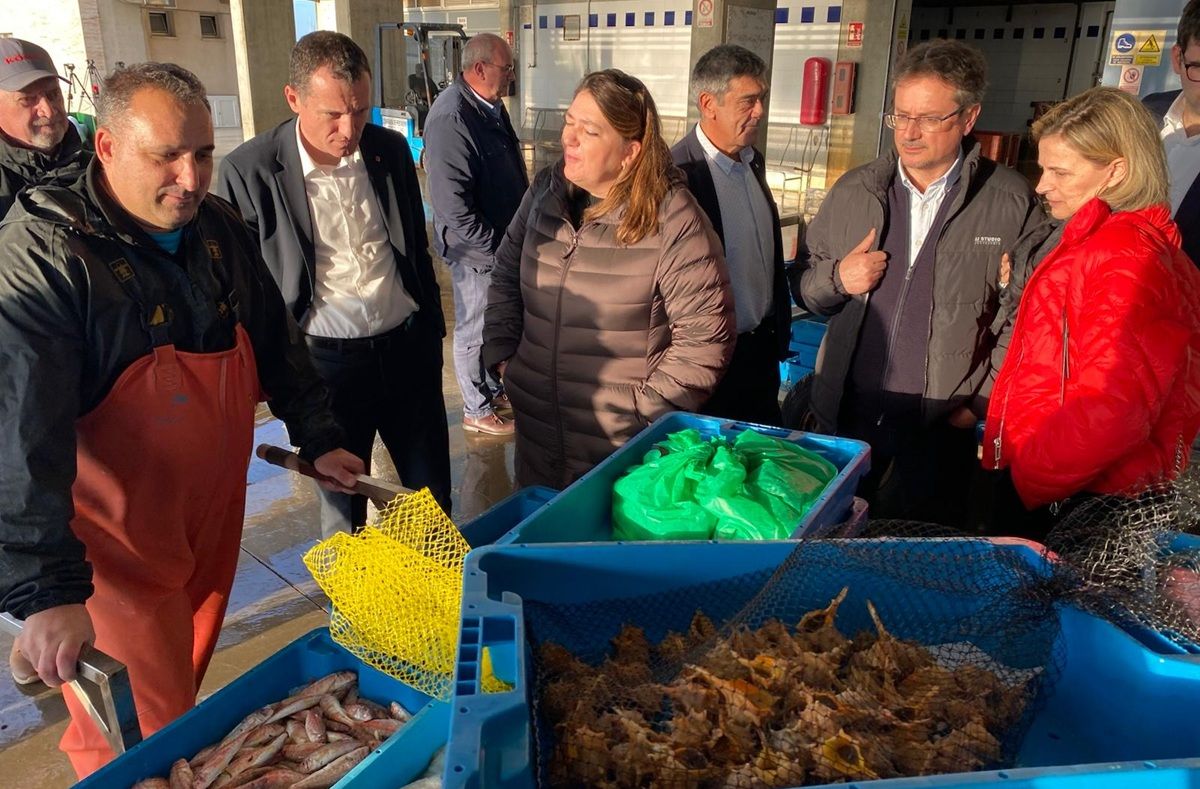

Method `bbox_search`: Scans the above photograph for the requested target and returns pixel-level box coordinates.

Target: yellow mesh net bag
[303,488,505,699]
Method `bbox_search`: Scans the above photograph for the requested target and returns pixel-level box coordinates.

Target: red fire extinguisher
[801,57,830,125]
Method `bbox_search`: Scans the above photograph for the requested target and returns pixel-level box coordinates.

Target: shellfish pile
[539,588,1031,788]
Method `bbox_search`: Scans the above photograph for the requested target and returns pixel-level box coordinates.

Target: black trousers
[843,409,978,529]
[700,322,783,426]
[305,319,452,533]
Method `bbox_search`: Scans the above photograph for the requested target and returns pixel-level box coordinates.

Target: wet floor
[0,245,517,788]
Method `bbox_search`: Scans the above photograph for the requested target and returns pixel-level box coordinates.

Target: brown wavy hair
[575,69,673,245]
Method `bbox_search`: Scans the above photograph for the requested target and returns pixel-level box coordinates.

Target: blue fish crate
[780,356,814,388]
[789,315,828,354]
[458,486,558,549]
[77,628,447,789]
[445,539,1200,789]
[491,412,870,544]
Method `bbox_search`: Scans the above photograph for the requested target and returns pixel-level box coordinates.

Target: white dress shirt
[295,121,418,339]
[695,124,775,334]
[897,153,962,267]
[1161,93,1200,216]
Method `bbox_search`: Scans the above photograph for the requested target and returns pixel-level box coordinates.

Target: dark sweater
[846,176,960,440]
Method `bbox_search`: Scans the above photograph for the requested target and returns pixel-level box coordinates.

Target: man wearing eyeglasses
[1145,0,1200,267]
[793,39,1043,527]
[424,33,528,437]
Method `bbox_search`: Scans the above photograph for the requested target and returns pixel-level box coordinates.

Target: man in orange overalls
[0,63,364,778]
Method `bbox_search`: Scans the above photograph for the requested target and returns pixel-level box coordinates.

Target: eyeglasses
[882,107,965,132]
[484,62,516,74]
[1184,60,1200,83]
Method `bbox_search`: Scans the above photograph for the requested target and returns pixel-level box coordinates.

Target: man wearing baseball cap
[0,38,90,218]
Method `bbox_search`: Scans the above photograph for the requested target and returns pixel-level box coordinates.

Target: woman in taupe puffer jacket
[483,69,736,489]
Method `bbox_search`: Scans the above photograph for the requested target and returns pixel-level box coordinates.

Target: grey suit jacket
[216,118,444,334]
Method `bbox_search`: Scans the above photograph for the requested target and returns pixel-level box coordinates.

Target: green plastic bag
[612,427,839,541]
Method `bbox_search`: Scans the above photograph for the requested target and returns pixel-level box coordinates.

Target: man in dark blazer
[673,44,790,426]
[217,31,451,535]
[1144,0,1200,266]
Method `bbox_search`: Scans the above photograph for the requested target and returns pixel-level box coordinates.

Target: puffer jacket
[983,199,1200,508]
[482,162,735,489]
[0,124,90,218]
[793,140,1045,431]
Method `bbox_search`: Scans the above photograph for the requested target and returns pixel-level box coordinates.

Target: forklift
[371,22,468,168]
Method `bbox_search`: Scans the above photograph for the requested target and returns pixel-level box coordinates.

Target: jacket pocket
[591,383,644,439]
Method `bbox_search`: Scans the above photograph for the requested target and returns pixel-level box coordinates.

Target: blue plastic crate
[458,486,557,548]
[77,629,446,789]
[492,412,869,544]
[789,315,829,353]
[445,539,1200,789]
[780,356,813,387]
[793,343,818,369]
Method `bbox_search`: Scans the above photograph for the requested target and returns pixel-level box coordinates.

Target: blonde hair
[1032,86,1167,212]
[575,70,672,246]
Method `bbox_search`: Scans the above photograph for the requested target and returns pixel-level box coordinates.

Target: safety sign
[1110,30,1167,67]
[1135,34,1162,66]
[847,21,864,47]
[697,0,715,28]
[1118,65,1143,94]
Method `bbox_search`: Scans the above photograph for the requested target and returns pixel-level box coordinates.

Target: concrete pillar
[316,0,339,33]
[498,0,521,135]
[84,0,147,77]
[685,0,779,150]
[229,0,295,139]
[331,0,405,109]
[824,0,907,181]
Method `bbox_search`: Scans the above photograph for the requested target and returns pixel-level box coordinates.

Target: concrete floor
[0,251,517,788]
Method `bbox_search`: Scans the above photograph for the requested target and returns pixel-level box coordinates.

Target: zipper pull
[992,436,1002,469]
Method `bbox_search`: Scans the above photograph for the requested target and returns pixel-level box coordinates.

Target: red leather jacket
[983,199,1200,508]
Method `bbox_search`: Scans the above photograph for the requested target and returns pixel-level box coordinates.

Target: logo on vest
[974,236,1002,246]
[205,240,222,261]
[110,258,134,282]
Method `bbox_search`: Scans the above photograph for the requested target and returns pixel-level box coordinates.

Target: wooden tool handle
[256,443,324,480]
[254,444,411,505]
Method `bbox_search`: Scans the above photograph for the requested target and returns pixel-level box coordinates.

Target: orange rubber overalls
[58,254,261,778]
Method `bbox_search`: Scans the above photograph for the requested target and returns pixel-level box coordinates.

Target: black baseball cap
[0,39,67,92]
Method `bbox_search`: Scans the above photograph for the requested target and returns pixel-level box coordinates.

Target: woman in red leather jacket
[984,87,1200,536]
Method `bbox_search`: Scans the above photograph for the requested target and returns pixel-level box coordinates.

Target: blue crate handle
[448,555,530,789]
[716,418,804,442]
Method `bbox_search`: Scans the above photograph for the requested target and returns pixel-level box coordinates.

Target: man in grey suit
[217,31,451,535]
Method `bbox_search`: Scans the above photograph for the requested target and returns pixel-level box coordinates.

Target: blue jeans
[451,263,502,419]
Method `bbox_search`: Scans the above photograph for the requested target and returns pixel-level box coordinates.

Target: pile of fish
[132,670,411,789]
[539,588,1032,788]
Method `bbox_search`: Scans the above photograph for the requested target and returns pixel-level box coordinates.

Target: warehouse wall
[910,3,1115,135]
